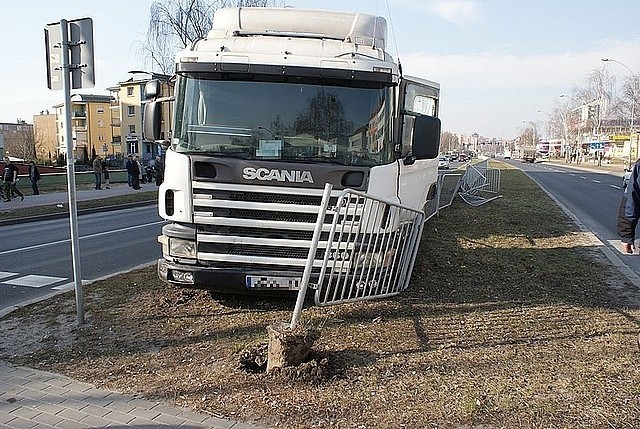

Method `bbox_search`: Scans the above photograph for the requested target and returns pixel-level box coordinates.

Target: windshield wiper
[199,150,253,159]
[291,156,350,165]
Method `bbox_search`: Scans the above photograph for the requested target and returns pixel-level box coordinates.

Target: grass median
[1,161,639,428]
[0,189,157,221]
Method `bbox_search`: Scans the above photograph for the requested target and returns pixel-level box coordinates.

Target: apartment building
[117,72,172,162]
[0,120,35,160]
[53,94,114,162]
[32,111,58,162]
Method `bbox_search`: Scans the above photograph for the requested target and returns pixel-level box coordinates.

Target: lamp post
[602,58,636,166]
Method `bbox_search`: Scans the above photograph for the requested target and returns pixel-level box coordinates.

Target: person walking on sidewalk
[101,159,110,189]
[126,154,134,187]
[617,158,640,253]
[2,156,24,202]
[92,155,103,190]
[130,156,141,189]
[28,160,40,195]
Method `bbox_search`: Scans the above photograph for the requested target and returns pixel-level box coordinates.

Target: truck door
[396,77,441,210]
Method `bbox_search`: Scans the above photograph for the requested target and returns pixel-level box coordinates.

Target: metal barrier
[458,160,502,206]
[289,183,426,325]
[313,189,425,306]
[424,172,463,220]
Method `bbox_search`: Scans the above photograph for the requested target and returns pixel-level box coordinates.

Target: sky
[2,0,640,139]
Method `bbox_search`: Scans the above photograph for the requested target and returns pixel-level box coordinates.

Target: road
[508,159,640,275]
[0,205,164,315]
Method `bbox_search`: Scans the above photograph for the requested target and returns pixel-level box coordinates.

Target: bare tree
[619,74,640,130]
[440,131,459,153]
[139,0,281,73]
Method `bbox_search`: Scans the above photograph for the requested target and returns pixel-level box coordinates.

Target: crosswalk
[0,271,74,291]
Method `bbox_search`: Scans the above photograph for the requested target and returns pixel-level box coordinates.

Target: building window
[127,87,134,96]
[129,125,136,134]
[97,107,105,113]
[128,106,135,116]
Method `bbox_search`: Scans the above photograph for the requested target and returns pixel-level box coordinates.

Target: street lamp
[602,58,636,165]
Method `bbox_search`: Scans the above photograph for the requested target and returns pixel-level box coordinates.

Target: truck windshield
[172,75,394,166]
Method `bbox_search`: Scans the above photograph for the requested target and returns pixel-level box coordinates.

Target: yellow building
[117,72,172,162]
[53,94,115,162]
[32,111,58,163]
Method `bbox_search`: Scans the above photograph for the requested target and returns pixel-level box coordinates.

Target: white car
[438,156,450,169]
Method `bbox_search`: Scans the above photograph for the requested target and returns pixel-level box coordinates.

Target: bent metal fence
[424,172,464,220]
[291,184,425,327]
[458,159,502,206]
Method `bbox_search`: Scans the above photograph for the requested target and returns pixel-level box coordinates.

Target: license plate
[246,276,301,290]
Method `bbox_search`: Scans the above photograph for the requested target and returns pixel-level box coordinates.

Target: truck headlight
[169,238,196,258]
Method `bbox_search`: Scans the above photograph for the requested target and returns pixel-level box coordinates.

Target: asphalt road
[508,159,640,276]
[0,205,164,316]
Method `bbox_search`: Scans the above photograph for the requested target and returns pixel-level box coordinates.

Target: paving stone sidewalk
[0,361,263,429]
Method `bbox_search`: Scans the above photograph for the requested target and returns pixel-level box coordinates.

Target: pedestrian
[130,156,141,190]
[28,160,40,195]
[2,156,24,202]
[617,158,640,253]
[155,155,164,186]
[92,155,102,190]
[126,154,134,187]
[101,159,110,189]
[135,156,145,185]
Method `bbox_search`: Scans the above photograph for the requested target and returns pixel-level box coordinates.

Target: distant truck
[521,147,537,163]
[143,7,442,294]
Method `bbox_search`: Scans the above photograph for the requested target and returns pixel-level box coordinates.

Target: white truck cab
[144,7,442,294]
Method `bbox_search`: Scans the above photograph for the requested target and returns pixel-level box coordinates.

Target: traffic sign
[45,18,95,90]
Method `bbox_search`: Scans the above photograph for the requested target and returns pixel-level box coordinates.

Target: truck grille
[192,181,348,270]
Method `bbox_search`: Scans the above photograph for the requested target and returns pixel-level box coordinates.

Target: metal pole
[290,183,333,329]
[60,19,85,326]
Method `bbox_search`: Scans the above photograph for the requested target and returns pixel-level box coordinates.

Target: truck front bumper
[157,258,304,295]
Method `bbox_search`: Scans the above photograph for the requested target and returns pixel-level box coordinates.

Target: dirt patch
[1,166,640,428]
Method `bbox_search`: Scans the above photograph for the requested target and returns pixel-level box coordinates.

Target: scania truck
[144,7,442,294]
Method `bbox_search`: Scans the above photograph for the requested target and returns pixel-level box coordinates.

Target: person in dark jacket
[2,156,24,202]
[617,158,640,253]
[28,160,40,195]
[130,155,141,189]
[126,154,134,187]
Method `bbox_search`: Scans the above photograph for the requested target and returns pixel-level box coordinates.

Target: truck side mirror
[144,80,160,100]
[143,101,162,142]
[412,115,441,160]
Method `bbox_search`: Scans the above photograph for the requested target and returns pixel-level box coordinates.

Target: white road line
[592,180,601,183]
[0,271,17,280]
[0,220,166,256]
[611,185,623,189]
[2,275,67,288]
[580,176,588,180]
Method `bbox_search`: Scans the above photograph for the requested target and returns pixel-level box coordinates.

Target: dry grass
[1,163,640,428]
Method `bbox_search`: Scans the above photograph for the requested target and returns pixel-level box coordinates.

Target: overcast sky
[1,0,639,138]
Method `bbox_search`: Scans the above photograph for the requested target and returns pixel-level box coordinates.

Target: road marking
[611,185,623,189]
[592,180,601,183]
[0,271,17,280]
[53,282,75,291]
[2,275,67,288]
[0,220,166,256]
[580,176,588,180]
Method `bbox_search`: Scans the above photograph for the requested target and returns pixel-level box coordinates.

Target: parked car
[438,156,450,169]
[458,153,468,162]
